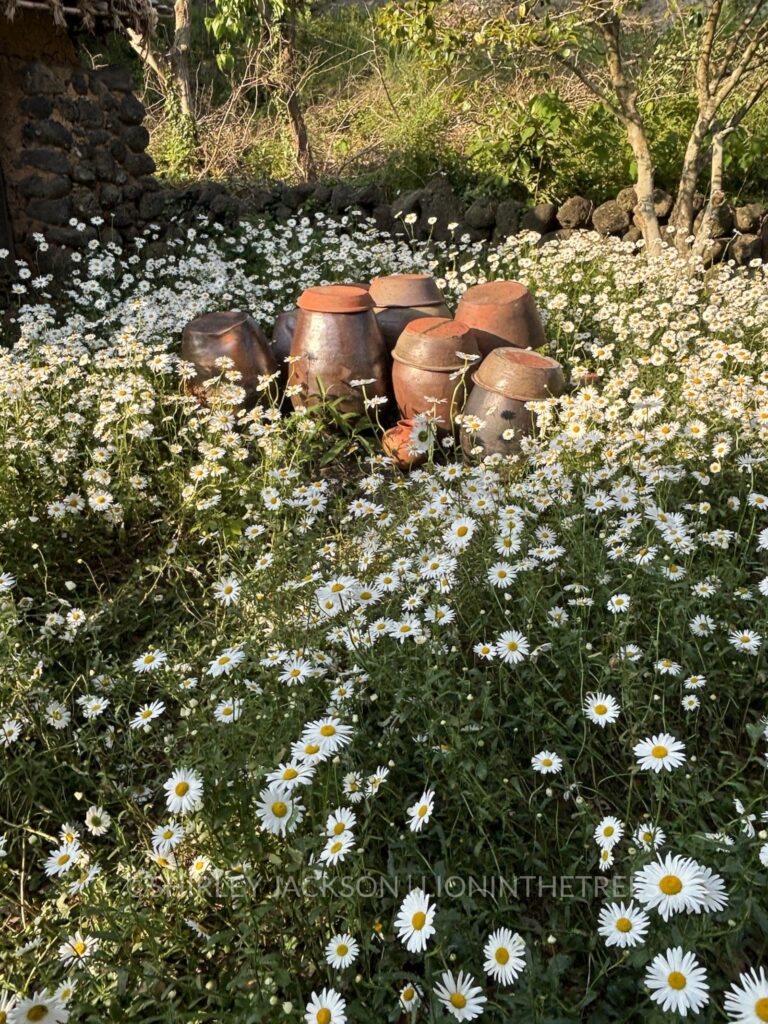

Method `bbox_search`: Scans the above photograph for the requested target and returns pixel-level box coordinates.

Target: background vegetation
[92,1,768,205]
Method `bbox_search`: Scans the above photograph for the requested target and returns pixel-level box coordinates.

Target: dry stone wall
[1,49,159,263]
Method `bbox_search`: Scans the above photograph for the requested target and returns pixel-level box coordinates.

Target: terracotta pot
[181,310,278,405]
[288,285,389,415]
[374,303,452,351]
[382,418,429,470]
[370,274,451,350]
[369,273,444,307]
[473,347,565,400]
[391,317,479,427]
[271,309,298,387]
[455,280,546,357]
[460,350,564,459]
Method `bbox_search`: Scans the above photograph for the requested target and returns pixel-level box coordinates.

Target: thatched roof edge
[1,0,156,38]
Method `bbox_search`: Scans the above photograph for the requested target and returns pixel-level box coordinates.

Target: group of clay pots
[180,274,565,465]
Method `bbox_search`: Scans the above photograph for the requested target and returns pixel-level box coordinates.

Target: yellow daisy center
[271,802,288,818]
[57,853,70,865]
[402,987,414,1001]
[222,707,233,716]
[450,993,467,1009]
[418,805,428,817]
[316,1010,331,1024]
[305,744,320,754]
[330,583,344,593]
[411,911,427,930]
[615,917,632,933]
[332,822,346,835]
[73,940,86,955]
[175,782,190,797]
[603,826,614,837]
[456,526,469,537]
[28,1008,49,1022]
[755,998,768,1022]
[659,874,683,895]
[330,841,343,854]
[320,725,336,737]
[495,947,510,964]
[541,758,553,767]
[336,944,348,956]
[594,704,607,716]
[651,745,669,759]
[283,768,298,780]
[668,971,687,991]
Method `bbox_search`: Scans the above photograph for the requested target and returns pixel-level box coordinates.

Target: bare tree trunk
[626,120,662,254]
[170,0,194,119]
[597,15,662,254]
[669,117,712,254]
[285,85,316,180]
[691,129,731,259]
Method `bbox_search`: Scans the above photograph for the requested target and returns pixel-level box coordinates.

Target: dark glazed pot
[271,309,298,388]
[181,310,278,405]
[370,273,451,350]
[460,348,565,459]
[455,280,546,357]
[391,317,479,428]
[288,285,389,415]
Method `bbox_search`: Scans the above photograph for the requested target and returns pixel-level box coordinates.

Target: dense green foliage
[122,1,768,202]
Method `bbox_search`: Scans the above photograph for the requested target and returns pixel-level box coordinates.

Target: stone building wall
[0,12,162,264]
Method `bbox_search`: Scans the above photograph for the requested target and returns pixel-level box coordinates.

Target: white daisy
[723,966,768,1022]
[325,933,359,969]
[597,901,650,948]
[433,970,487,1021]
[632,853,707,921]
[303,987,346,1024]
[163,768,204,815]
[407,789,435,833]
[532,750,562,774]
[584,693,620,727]
[633,733,686,773]
[394,888,436,953]
[644,947,709,1016]
[483,928,526,984]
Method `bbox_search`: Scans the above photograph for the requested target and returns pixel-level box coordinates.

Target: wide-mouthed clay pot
[455,280,546,356]
[391,317,479,428]
[382,418,429,470]
[460,348,565,458]
[181,310,278,405]
[370,273,451,350]
[288,285,389,415]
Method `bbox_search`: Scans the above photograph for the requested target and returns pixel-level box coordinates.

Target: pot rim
[184,310,250,336]
[297,284,374,313]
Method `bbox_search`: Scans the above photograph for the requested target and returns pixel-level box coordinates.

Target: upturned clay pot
[370,273,451,350]
[288,285,389,415]
[473,347,565,400]
[382,418,429,470]
[460,349,565,459]
[455,280,546,357]
[181,310,278,405]
[391,317,479,427]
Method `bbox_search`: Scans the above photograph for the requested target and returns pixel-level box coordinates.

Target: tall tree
[380,0,768,257]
